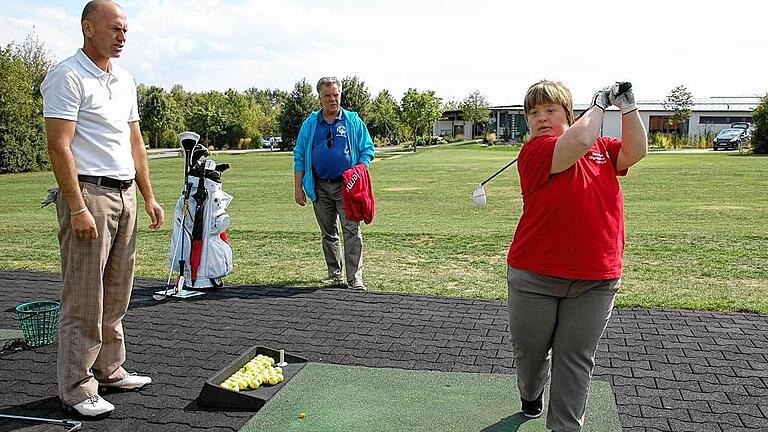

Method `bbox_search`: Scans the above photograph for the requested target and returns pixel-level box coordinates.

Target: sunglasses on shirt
[326,130,333,149]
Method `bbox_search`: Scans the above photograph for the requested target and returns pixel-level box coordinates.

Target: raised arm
[610,88,648,171]
[550,88,610,174]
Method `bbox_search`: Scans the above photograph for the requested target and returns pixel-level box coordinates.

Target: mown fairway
[1,144,766,313]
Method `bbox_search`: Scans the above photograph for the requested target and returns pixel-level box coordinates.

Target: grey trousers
[56,182,136,405]
[312,178,363,286]
[506,266,620,432]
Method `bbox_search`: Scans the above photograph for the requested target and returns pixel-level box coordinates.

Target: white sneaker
[66,394,114,418]
[99,373,152,390]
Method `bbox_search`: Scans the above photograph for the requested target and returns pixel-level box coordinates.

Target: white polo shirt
[41,49,139,180]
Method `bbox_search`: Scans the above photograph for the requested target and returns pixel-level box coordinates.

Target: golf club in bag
[154,132,233,301]
[471,82,632,207]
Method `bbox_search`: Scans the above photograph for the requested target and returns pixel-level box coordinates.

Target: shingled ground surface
[1,270,766,431]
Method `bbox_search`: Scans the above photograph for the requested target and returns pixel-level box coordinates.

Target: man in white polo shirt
[41,0,164,418]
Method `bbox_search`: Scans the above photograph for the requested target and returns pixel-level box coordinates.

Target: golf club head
[204,159,216,171]
[190,144,209,167]
[178,131,201,152]
[215,163,230,173]
[472,185,487,207]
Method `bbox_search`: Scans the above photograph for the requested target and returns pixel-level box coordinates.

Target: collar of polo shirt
[319,107,345,124]
[74,49,120,82]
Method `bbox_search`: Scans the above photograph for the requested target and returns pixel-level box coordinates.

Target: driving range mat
[240,363,621,432]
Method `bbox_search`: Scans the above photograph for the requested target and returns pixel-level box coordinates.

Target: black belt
[316,176,342,183]
[78,175,133,190]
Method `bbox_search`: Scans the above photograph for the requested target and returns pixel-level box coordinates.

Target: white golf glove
[609,84,637,115]
[590,87,611,112]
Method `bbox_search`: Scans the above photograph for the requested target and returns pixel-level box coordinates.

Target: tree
[400,88,442,151]
[461,90,491,138]
[245,87,288,138]
[138,85,173,148]
[186,91,230,148]
[367,89,402,144]
[751,94,768,154]
[341,76,371,120]
[278,79,319,148]
[220,88,265,148]
[442,98,461,112]
[0,37,51,174]
[10,33,54,98]
[664,85,693,134]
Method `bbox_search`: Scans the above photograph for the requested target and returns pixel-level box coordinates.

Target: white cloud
[2,0,766,104]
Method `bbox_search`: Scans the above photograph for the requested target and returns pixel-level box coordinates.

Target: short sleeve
[40,65,81,121]
[518,136,557,196]
[599,136,628,176]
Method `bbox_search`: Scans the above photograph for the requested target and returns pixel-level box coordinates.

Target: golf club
[189,160,213,285]
[472,82,633,207]
[190,144,209,168]
[472,158,518,207]
[0,414,81,431]
[154,131,200,301]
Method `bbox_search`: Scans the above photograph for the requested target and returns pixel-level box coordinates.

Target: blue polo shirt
[311,110,352,180]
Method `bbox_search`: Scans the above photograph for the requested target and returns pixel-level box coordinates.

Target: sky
[2,0,766,106]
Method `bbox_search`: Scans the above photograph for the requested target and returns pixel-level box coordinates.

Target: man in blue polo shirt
[293,77,375,290]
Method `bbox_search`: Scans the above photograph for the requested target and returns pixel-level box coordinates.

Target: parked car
[730,122,754,139]
[730,122,751,130]
[713,128,748,151]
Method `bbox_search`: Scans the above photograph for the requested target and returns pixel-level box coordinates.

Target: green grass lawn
[1,144,767,313]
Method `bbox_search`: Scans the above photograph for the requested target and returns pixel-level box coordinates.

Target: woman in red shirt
[506,80,647,431]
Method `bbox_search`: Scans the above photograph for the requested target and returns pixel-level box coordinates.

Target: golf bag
[169,133,234,289]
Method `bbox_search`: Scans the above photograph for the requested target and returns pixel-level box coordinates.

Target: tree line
[5,34,766,174]
[1,34,497,173]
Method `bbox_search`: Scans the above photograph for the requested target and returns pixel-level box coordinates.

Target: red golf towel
[341,163,375,224]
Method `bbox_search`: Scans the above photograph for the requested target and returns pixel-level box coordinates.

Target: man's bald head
[81,0,122,23]
[80,0,128,68]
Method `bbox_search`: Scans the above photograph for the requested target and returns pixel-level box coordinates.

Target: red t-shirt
[506,135,628,279]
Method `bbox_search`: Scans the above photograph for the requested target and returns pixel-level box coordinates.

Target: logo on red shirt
[588,151,607,164]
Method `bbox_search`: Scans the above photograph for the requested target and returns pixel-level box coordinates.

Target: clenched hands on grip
[591,82,637,115]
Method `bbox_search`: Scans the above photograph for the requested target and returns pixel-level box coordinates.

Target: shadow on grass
[480,413,535,431]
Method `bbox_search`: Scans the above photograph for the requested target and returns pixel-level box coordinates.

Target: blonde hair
[524,80,574,126]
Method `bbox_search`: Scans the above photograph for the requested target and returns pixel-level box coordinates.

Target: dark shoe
[521,392,543,418]
[320,273,344,286]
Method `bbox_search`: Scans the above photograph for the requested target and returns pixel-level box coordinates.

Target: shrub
[753,94,768,154]
[237,137,252,150]
[484,132,497,145]
[649,133,694,149]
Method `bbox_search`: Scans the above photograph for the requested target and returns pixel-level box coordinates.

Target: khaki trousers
[507,266,620,432]
[312,178,363,286]
[56,182,136,405]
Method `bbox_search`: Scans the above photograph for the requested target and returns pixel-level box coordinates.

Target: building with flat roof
[434,96,760,142]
